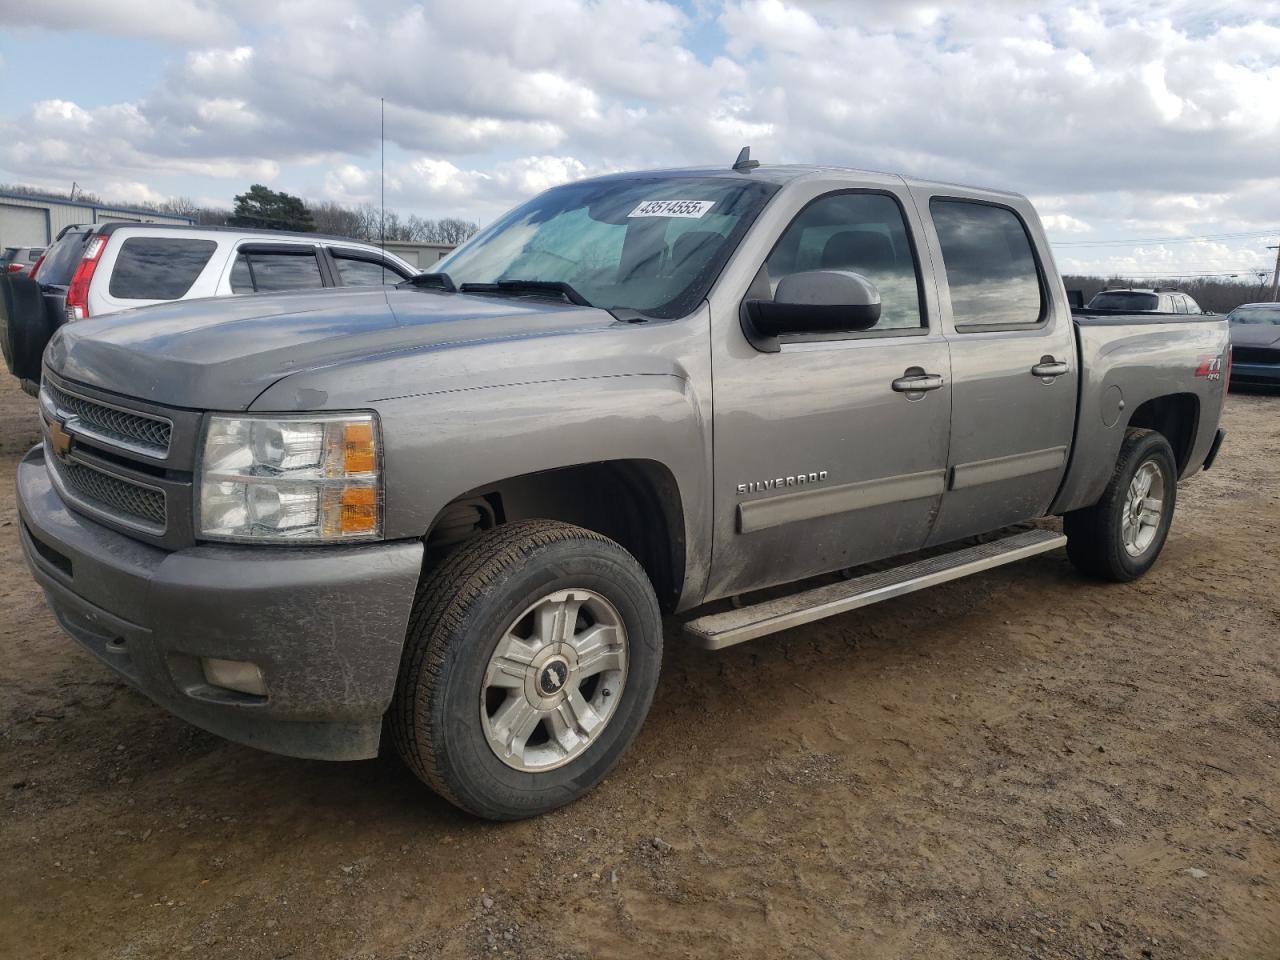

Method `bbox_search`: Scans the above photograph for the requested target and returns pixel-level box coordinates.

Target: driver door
[705,181,952,601]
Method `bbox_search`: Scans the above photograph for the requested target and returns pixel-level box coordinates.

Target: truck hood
[46,287,619,410]
[1229,324,1280,349]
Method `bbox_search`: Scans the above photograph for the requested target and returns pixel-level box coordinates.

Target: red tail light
[3,262,24,273]
[65,234,108,321]
[28,254,45,280]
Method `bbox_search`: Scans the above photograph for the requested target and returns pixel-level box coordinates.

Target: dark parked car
[1,245,45,276]
[1087,288,1203,314]
[1226,302,1280,387]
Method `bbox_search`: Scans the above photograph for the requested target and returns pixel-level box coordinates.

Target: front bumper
[16,444,423,760]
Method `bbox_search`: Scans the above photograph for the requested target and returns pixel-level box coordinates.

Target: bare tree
[157,196,199,218]
[434,218,479,244]
[310,201,367,239]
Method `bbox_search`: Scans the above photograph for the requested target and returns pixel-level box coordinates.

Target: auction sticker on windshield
[628,200,716,218]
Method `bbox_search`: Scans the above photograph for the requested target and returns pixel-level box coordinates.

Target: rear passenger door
[914,191,1078,545]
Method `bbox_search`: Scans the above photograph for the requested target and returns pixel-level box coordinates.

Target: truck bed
[1050,308,1229,516]
[1071,307,1223,325]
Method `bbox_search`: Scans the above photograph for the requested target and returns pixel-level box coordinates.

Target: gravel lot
[1,373,1277,960]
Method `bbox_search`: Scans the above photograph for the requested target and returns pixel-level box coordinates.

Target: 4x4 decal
[1194,355,1224,380]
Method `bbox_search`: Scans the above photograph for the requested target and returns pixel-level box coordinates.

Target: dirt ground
[1,372,1276,960]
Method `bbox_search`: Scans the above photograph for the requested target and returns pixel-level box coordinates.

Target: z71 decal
[1194,355,1224,381]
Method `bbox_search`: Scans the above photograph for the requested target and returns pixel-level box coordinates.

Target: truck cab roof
[577,163,1030,203]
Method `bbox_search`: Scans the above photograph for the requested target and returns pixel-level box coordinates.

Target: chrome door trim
[737,468,947,534]
[949,445,1068,491]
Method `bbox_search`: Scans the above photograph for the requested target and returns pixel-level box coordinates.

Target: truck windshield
[433,177,778,319]
[1228,305,1280,324]
[1087,291,1159,311]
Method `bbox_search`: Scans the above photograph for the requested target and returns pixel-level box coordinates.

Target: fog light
[202,657,267,696]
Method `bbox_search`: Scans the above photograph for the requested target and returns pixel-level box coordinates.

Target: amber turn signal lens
[343,422,376,474]
[340,486,378,534]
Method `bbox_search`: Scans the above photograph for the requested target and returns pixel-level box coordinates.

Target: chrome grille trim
[41,381,173,458]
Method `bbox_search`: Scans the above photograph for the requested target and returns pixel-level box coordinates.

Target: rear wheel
[1064,428,1178,582]
[389,519,662,820]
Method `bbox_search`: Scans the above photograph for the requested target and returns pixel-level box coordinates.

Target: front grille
[1232,346,1280,366]
[44,382,172,457]
[58,460,166,529]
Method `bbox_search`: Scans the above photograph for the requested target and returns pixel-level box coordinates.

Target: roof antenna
[380,96,386,284]
[733,146,759,172]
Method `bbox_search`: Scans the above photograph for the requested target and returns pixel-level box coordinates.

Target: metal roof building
[0,191,195,251]
[382,239,457,268]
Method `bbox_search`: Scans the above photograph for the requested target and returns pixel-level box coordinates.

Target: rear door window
[230,248,324,293]
[931,200,1045,328]
[332,253,411,286]
[108,237,217,300]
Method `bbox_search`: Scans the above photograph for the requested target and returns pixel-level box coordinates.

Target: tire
[389,519,663,820]
[1064,428,1178,582]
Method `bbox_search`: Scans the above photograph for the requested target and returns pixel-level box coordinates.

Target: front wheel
[1064,428,1178,582]
[389,519,662,820]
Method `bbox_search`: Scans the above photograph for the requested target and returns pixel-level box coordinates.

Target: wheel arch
[423,459,687,613]
[1125,392,1200,476]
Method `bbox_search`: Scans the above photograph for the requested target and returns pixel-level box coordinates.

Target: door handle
[1031,359,1069,379]
[891,372,945,393]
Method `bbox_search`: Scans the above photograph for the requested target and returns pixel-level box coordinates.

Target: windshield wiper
[458,279,593,307]
[401,272,456,292]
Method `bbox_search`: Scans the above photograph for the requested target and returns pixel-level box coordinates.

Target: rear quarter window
[108,237,218,300]
[931,199,1044,328]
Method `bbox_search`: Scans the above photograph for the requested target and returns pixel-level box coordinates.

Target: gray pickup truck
[9,157,1229,820]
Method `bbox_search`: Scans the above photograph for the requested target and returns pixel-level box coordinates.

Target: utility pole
[1270,243,1280,302]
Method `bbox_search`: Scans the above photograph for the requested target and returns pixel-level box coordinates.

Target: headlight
[198,413,381,543]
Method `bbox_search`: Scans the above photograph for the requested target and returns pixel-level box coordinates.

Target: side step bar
[683,528,1067,650]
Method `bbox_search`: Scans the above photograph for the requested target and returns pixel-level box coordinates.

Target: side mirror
[743,270,882,350]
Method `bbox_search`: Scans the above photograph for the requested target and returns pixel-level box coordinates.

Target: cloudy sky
[1,0,1278,280]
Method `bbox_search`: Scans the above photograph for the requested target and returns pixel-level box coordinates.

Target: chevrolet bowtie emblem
[47,418,73,459]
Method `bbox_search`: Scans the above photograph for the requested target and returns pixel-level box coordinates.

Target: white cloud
[1,0,1278,278]
[99,180,168,205]
[1041,214,1092,235]
[18,0,238,44]
[320,154,603,219]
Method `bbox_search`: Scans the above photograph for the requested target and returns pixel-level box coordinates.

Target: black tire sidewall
[428,539,661,819]
[1101,433,1178,580]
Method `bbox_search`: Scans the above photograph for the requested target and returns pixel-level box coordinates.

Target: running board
[683,529,1067,650]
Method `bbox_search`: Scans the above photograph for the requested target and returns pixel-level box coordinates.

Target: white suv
[36,223,418,321]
